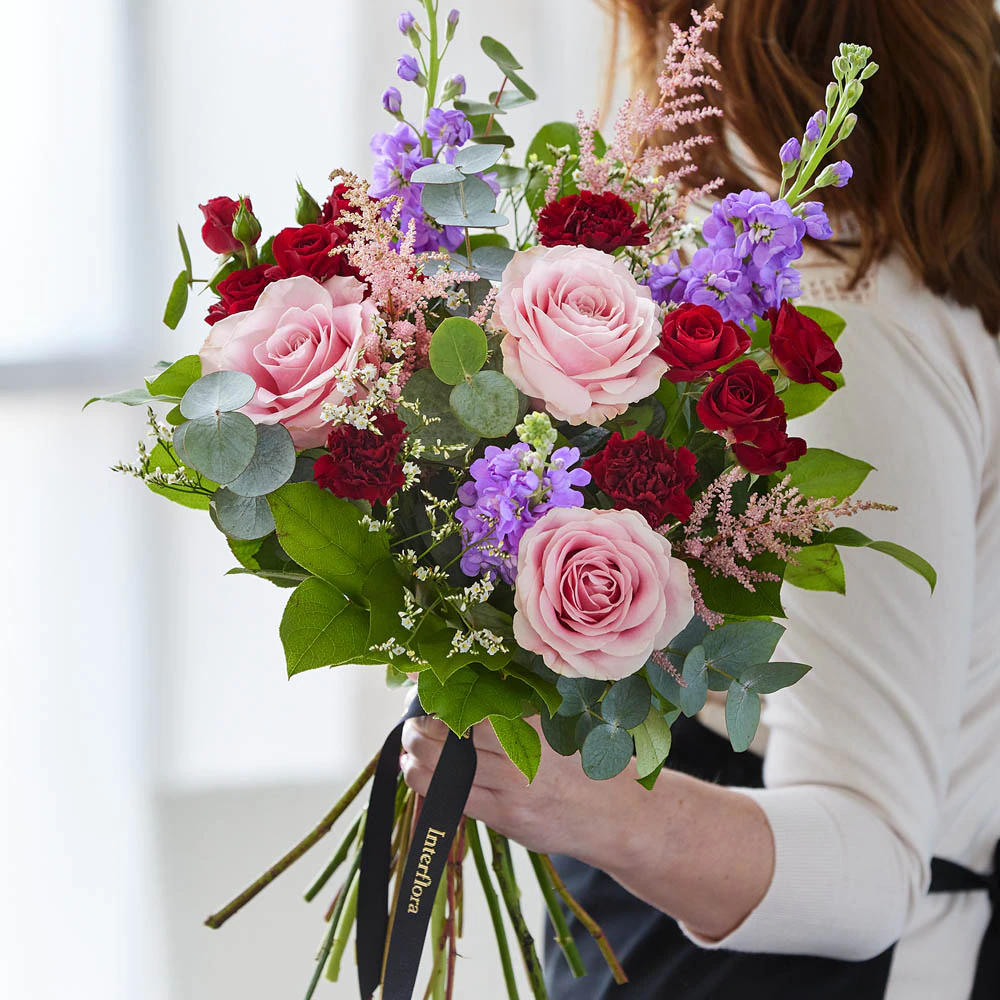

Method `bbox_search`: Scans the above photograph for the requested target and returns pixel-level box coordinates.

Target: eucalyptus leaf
[172,411,257,485]
[725,680,762,752]
[397,368,479,461]
[678,645,709,717]
[455,99,508,117]
[163,270,189,330]
[422,176,497,228]
[600,676,651,730]
[450,370,520,438]
[701,621,786,676]
[470,245,516,281]
[279,577,371,676]
[581,724,634,780]
[489,716,541,782]
[453,143,504,174]
[540,711,580,757]
[429,317,489,385]
[411,162,466,185]
[211,489,276,540]
[225,422,297,497]
[555,676,606,717]
[479,37,537,99]
[180,370,256,420]
[738,661,811,694]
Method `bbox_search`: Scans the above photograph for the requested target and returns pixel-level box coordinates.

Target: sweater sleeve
[682,298,983,960]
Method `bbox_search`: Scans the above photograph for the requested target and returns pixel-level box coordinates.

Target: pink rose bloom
[199,274,375,448]
[495,245,667,426]
[513,507,693,681]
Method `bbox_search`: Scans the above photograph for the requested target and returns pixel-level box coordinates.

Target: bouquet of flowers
[89,5,934,998]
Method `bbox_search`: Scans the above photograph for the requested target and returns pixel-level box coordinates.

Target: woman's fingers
[401,718,527,791]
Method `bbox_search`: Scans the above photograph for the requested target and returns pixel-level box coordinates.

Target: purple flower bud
[800,202,833,241]
[397,54,420,82]
[779,137,801,164]
[804,110,827,142]
[397,11,416,33]
[449,73,466,96]
[447,8,460,25]
[831,160,853,188]
[382,86,403,115]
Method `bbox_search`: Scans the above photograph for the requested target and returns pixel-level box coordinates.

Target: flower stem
[324,868,361,982]
[304,812,363,903]
[465,820,520,1000]
[487,829,548,999]
[534,854,627,986]
[528,852,586,979]
[204,751,378,929]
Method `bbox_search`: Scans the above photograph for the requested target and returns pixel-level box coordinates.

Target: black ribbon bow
[356,697,478,1000]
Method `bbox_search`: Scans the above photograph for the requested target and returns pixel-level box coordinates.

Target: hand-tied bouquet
[90,5,935,999]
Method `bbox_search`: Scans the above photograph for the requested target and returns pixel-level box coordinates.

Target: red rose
[204,264,275,326]
[696,360,785,442]
[320,183,357,231]
[732,423,807,475]
[268,223,355,282]
[313,411,409,506]
[199,196,249,255]
[656,303,752,382]
[537,191,650,253]
[767,300,843,392]
[584,432,698,526]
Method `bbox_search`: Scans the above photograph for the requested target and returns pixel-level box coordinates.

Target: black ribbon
[356,697,478,1000]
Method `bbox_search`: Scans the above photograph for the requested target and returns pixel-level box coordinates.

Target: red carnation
[583,431,699,527]
[268,223,356,282]
[732,423,807,476]
[697,360,786,443]
[656,303,752,382]
[537,191,650,253]
[199,196,249,255]
[313,411,409,506]
[767,300,843,392]
[205,264,275,325]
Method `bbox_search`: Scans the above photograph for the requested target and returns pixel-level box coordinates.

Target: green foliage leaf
[226,422,297,498]
[628,707,673,779]
[540,711,579,757]
[211,489,276,541]
[144,441,217,510]
[491,165,530,189]
[397,368,479,462]
[411,163,466,185]
[701,620,786,675]
[469,245,515,281]
[267,482,388,602]
[429,317,489,385]
[480,36,536,100]
[455,99,509,117]
[453,143,504,173]
[785,543,846,594]
[797,305,846,341]
[692,556,786,618]
[172,411,257,485]
[146,355,202,398]
[177,224,193,279]
[422,175,503,228]
[83,387,181,409]
[501,659,562,718]
[822,528,935,592]
[490,715,541,782]
[180,370,256,420]
[555,676,606,717]
[782,373,846,420]
[163,270,189,330]
[417,665,528,736]
[581,724,634,780]
[646,614,710,703]
[725,680,762,752]
[738,661,811,694]
[600,676,651,730]
[450,370,520,438]
[279,577,371,676]
[678,645,709,717]
[783,447,874,502]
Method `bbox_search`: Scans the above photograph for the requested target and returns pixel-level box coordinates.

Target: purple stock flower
[780,137,801,163]
[734,198,806,267]
[424,107,472,154]
[799,201,833,240]
[680,248,756,323]
[830,160,853,188]
[369,123,430,198]
[805,110,827,142]
[397,54,420,82]
[397,11,417,33]
[648,251,688,306]
[382,86,403,115]
[455,443,590,584]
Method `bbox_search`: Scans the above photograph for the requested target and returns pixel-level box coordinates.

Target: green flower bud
[845,79,864,104]
[826,82,839,110]
[517,411,557,459]
[838,113,858,142]
[861,61,880,81]
[295,179,321,226]
[231,197,261,247]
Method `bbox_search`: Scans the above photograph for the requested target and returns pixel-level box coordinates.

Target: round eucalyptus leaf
[227,423,297,497]
[453,143,504,174]
[556,676,607,717]
[575,712,600,747]
[600,675,651,730]
[422,175,497,228]
[540,711,580,757]
[173,411,257,485]
[212,489,276,541]
[471,245,516,281]
[398,368,479,462]
[581,723,635,780]
[411,162,465,185]
[462,211,510,230]
[429,317,489,385]
[180,370,256,420]
[450,371,520,438]
[290,453,317,484]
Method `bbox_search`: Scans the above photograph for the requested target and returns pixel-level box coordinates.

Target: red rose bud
[732,424,807,476]
[767,300,843,392]
[583,432,698,527]
[205,264,274,325]
[199,196,247,255]
[313,412,409,506]
[656,303,752,382]
[295,179,321,226]
[320,183,357,231]
[537,191,650,253]
[231,196,262,247]
[696,359,786,442]
[269,223,355,282]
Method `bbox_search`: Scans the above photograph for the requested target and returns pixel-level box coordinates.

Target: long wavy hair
[602,0,1000,334]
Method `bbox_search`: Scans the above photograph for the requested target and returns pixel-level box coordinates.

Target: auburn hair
[603,0,1000,334]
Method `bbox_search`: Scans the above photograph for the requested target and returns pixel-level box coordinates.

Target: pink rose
[513,507,694,681]
[199,274,376,448]
[495,246,667,426]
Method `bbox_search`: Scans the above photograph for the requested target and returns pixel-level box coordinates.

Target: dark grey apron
[545,715,999,999]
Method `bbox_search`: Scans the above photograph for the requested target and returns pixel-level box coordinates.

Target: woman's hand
[400,714,643,864]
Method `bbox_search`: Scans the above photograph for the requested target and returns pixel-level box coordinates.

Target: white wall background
[0,2,617,998]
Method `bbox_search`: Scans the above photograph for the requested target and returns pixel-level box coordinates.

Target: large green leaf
[480,36,536,100]
[397,368,479,462]
[499,660,562,718]
[144,441,217,510]
[692,555,786,618]
[83,387,181,409]
[146,355,202,398]
[823,528,936,592]
[417,665,528,736]
[784,543,846,594]
[163,270,189,329]
[628,707,673,779]
[783,448,874,502]
[172,411,258,485]
[268,482,388,602]
[782,373,846,420]
[489,715,541,782]
[279,577,372,676]
[797,305,846,341]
